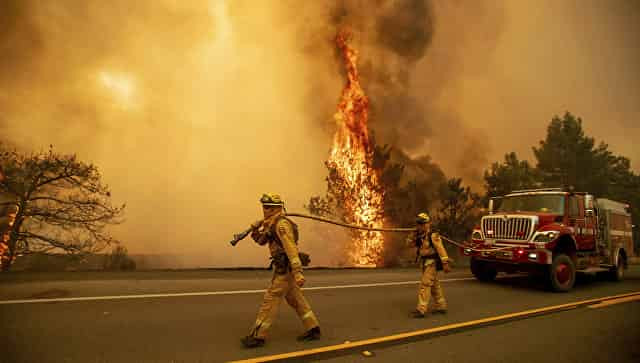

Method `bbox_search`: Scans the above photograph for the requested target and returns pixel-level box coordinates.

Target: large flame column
[327,30,385,267]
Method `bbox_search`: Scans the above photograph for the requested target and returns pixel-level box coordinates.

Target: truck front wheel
[547,254,576,292]
[471,258,497,282]
[610,255,625,281]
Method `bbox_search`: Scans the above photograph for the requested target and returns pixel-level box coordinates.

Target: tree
[379,149,446,228]
[375,146,447,266]
[484,152,540,198]
[103,245,137,271]
[435,178,483,258]
[306,141,449,267]
[0,145,125,271]
[533,112,613,194]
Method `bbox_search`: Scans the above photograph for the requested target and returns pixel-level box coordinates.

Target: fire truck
[463,188,635,292]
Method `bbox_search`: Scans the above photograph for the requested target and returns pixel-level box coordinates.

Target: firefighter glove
[294,271,305,287]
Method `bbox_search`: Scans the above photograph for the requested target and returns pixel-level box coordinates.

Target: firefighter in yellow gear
[406,212,451,318]
[241,193,320,348]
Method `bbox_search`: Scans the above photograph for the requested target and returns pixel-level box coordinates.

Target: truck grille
[481,216,533,241]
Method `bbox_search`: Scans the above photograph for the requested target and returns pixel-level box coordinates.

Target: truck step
[578,267,609,274]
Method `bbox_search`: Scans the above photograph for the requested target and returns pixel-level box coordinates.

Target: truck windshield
[497,194,565,214]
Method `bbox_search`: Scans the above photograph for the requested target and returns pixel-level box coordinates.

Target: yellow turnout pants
[250,271,319,339]
[417,260,447,314]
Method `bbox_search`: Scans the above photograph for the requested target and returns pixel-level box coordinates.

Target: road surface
[1,267,639,363]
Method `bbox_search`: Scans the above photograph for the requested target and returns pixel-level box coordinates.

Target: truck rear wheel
[471,258,497,282]
[547,254,576,292]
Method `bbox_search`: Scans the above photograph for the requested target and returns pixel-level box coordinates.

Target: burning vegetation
[312,30,386,267]
[307,25,481,268]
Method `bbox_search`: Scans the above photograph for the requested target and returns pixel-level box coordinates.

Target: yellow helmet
[416,212,431,224]
[260,193,284,206]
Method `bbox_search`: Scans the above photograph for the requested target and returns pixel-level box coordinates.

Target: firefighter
[241,193,320,348]
[406,212,451,318]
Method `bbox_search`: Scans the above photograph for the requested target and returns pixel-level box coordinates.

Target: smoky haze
[0,0,334,267]
[1,0,638,267]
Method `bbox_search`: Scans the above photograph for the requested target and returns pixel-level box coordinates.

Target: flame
[0,207,18,268]
[327,30,385,267]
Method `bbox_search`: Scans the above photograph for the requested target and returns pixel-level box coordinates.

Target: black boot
[297,326,321,341]
[410,310,425,318]
[432,309,448,315]
[241,335,265,348]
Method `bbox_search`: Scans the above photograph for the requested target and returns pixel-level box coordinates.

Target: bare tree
[0,145,125,271]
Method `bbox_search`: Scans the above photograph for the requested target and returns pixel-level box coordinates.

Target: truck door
[569,195,594,250]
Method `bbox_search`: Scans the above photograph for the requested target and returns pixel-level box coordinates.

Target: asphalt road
[1,267,639,363]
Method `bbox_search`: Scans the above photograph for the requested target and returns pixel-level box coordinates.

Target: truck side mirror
[488,199,494,215]
[585,194,594,209]
[584,194,595,217]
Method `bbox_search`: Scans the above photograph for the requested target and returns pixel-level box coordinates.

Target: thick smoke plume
[295,0,504,189]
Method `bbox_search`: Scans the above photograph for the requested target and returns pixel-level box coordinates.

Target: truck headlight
[533,231,558,243]
[472,231,482,240]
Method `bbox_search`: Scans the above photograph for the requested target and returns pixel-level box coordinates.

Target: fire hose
[230,212,514,253]
[286,213,514,253]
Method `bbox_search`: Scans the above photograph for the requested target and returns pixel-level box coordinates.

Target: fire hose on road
[230,212,514,253]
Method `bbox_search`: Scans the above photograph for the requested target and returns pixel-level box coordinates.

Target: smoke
[0,0,331,267]
[1,0,638,267]
[294,0,505,189]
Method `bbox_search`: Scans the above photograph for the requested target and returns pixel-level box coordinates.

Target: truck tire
[470,258,497,282]
[547,254,576,292]
[610,256,625,282]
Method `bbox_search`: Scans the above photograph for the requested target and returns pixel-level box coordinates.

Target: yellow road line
[229,291,640,363]
[587,294,640,309]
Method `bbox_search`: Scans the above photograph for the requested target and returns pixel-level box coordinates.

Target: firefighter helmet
[416,212,431,224]
[260,193,284,206]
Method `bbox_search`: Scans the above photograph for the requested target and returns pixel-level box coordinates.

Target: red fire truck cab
[463,188,635,292]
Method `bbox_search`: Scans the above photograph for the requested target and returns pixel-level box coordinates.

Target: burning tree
[307,30,386,267]
[0,145,125,271]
